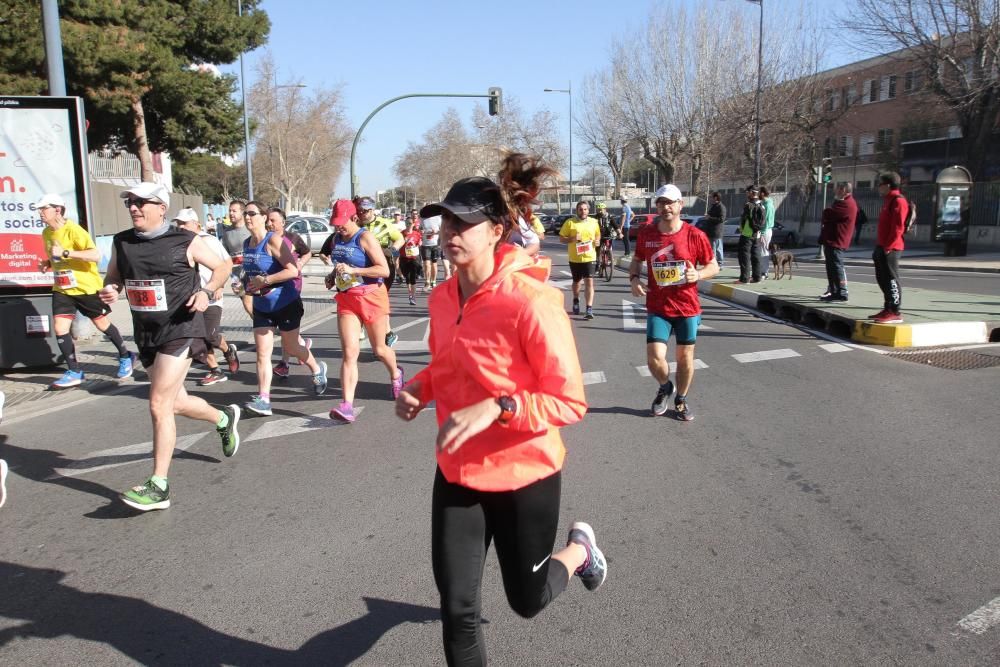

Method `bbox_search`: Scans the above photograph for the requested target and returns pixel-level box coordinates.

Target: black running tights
[431,468,568,667]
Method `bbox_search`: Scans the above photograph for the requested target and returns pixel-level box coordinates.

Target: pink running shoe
[391,367,405,399]
[330,401,356,423]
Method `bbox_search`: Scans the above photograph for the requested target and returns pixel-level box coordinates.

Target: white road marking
[582,371,607,385]
[622,300,645,330]
[48,405,366,479]
[363,317,430,351]
[635,359,708,376]
[50,432,207,479]
[819,343,852,353]
[246,408,365,442]
[957,597,1000,635]
[732,349,802,363]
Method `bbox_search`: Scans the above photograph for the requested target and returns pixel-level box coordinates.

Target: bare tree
[394,108,476,201]
[843,0,1000,178]
[576,69,631,198]
[249,53,353,210]
[472,95,566,174]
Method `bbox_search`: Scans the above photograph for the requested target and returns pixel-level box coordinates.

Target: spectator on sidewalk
[757,187,776,279]
[705,192,726,268]
[871,172,907,323]
[737,185,764,283]
[620,198,634,257]
[818,183,858,302]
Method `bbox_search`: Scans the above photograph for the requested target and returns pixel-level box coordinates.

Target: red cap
[330,199,356,226]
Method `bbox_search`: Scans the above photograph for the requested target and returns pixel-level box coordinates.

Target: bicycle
[597,234,615,283]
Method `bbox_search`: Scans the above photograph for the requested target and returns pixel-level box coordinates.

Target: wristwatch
[62,250,70,259]
[496,395,516,425]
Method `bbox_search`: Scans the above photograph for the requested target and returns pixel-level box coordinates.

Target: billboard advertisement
[0,96,91,294]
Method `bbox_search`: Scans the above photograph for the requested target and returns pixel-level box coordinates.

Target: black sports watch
[62,250,70,259]
[496,395,516,425]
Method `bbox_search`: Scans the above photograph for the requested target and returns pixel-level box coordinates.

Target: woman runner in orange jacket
[395,153,607,666]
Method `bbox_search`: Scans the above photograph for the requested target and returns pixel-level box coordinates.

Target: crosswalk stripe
[622,300,645,330]
[819,343,852,353]
[732,349,801,363]
[635,359,708,376]
[245,408,365,443]
[50,432,207,479]
[582,371,607,385]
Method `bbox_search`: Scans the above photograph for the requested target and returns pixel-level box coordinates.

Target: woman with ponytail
[395,153,607,666]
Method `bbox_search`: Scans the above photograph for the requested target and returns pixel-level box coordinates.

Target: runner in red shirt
[630,184,719,420]
[399,212,424,305]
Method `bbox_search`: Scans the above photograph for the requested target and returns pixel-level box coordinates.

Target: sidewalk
[618,253,1000,348]
[0,271,336,417]
[790,242,1000,273]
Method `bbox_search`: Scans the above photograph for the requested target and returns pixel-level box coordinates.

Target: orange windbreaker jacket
[408,244,588,492]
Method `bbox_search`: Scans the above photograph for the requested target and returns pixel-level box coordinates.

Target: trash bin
[0,294,61,370]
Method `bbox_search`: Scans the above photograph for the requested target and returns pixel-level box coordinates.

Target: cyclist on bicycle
[596,202,619,249]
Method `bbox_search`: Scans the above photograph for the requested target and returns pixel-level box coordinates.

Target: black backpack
[747,201,765,232]
[895,194,917,235]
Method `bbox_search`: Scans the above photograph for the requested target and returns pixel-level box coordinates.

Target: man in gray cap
[99,183,241,511]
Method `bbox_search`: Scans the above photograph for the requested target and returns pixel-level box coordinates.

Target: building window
[948,125,963,138]
[826,89,840,111]
[876,128,895,152]
[838,136,853,157]
[842,84,857,107]
[904,69,923,93]
[862,79,878,104]
[856,180,872,189]
[880,75,897,101]
[859,133,875,156]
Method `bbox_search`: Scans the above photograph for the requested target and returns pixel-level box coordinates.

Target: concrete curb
[617,256,997,348]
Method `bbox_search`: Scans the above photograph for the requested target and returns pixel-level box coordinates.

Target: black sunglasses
[244,209,262,217]
[124,197,154,209]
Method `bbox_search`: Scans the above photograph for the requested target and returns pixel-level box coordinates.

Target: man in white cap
[172,208,240,385]
[99,183,241,511]
[629,184,718,421]
[35,193,135,388]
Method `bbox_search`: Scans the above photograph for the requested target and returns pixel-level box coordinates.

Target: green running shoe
[121,478,170,511]
[218,404,241,457]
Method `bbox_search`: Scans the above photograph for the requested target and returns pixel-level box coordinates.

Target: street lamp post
[544,82,572,212]
[237,0,253,199]
[747,0,764,186]
[350,89,501,198]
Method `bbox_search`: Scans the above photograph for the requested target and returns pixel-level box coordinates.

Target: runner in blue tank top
[240,201,328,416]
[323,199,403,423]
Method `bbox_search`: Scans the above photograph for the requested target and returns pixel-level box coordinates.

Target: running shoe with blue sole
[116,352,137,379]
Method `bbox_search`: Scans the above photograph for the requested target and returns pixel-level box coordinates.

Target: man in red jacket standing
[871,172,907,323]
[818,182,858,302]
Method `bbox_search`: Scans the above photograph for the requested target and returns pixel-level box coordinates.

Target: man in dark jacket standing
[871,172,907,323]
[737,185,764,283]
[705,192,727,268]
[818,183,858,302]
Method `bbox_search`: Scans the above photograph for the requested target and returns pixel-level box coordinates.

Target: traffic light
[811,166,822,183]
[822,157,833,183]
[488,87,502,116]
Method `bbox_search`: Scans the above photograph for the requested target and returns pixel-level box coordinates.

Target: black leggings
[432,468,568,667]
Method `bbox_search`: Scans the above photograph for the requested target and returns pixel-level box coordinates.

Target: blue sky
[227,0,863,198]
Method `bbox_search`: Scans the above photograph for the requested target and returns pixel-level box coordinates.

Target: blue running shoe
[245,395,272,416]
[51,370,84,390]
[116,352,137,379]
[312,361,328,396]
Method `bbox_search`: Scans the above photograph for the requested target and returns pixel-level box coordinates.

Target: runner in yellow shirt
[558,201,601,319]
[36,193,135,389]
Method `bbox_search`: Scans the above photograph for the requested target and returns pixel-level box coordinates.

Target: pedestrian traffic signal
[822,157,833,183]
[488,87,502,116]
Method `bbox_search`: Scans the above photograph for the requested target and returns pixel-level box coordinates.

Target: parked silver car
[286,216,334,253]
